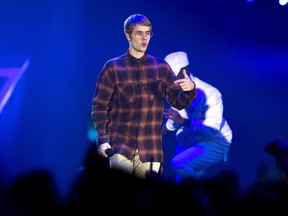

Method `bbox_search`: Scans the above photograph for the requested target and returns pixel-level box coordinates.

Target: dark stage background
[0,0,287,200]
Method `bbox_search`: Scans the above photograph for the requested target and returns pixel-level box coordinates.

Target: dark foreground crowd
[1,140,288,216]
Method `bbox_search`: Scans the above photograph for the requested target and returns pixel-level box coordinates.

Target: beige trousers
[109,149,161,179]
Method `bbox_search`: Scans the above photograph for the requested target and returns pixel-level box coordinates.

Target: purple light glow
[0,59,29,113]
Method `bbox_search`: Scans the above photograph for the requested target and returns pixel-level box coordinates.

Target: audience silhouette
[1,139,288,215]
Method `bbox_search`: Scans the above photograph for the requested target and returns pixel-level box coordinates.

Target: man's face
[176,69,186,79]
[126,25,152,55]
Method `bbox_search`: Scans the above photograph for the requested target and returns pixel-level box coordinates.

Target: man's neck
[129,48,145,59]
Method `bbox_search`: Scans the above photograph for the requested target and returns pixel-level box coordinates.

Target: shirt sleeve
[91,63,114,145]
[166,78,197,111]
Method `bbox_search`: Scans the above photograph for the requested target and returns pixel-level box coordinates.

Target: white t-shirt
[165,75,233,146]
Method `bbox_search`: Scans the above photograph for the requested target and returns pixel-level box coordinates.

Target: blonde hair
[123,14,152,35]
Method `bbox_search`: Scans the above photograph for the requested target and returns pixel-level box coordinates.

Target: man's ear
[125,32,131,41]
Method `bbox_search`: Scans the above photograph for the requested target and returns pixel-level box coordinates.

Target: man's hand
[97,143,112,158]
[161,124,169,134]
[163,107,184,124]
[174,69,195,91]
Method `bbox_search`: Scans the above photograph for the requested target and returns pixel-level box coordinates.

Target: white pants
[109,149,161,179]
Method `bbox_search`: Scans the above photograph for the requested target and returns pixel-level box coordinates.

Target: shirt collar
[127,51,147,64]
